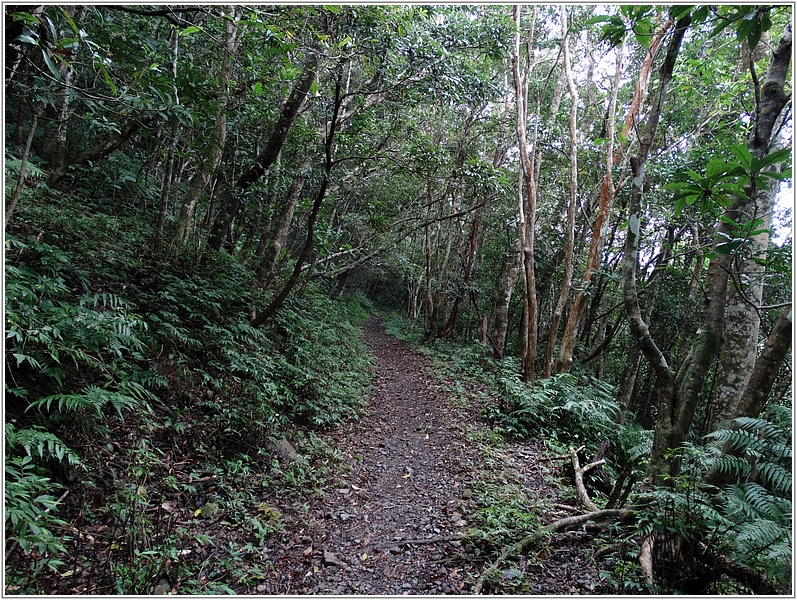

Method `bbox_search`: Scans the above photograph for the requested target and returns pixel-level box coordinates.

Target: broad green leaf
[16,33,37,45]
[757,147,791,169]
[730,143,752,170]
[41,51,61,81]
[670,6,694,19]
[585,15,612,25]
[180,25,201,37]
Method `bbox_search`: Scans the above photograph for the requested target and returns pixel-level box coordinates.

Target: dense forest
[4,4,792,595]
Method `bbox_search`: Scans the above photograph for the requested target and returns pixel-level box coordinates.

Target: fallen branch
[639,535,654,586]
[592,541,628,561]
[473,508,633,594]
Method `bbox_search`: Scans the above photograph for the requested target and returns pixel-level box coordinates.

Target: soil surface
[254,317,607,595]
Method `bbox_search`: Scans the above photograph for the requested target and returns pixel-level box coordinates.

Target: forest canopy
[4,4,792,594]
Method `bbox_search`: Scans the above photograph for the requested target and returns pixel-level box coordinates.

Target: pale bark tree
[555,17,671,374]
[511,5,541,382]
[543,8,579,377]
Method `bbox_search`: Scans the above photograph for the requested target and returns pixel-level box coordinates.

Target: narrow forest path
[257,317,603,594]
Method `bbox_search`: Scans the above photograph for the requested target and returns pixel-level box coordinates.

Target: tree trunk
[737,305,792,419]
[554,35,624,374]
[544,10,578,377]
[6,103,42,228]
[439,198,484,339]
[620,14,691,483]
[249,69,342,328]
[207,53,318,252]
[707,179,777,432]
[154,26,181,252]
[253,158,311,290]
[555,17,671,374]
[492,238,520,359]
[633,20,791,484]
[43,56,74,188]
[173,10,239,248]
[512,5,541,383]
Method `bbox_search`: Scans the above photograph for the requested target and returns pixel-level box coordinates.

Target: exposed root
[639,535,654,586]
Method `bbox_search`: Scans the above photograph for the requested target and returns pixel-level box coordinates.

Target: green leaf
[41,51,61,81]
[180,25,201,37]
[730,143,752,171]
[670,6,694,20]
[253,81,263,95]
[757,147,791,170]
[16,33,37,45]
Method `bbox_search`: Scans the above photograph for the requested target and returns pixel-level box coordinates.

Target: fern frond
[733,416,786,441]
[5,422,82,466]
[756,461,792,495]
[744,483,788,522]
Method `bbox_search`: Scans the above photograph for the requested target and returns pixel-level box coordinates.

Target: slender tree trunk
[440,198,484,339]
[512,5,541,382]
[492,238,521,359]
[6,104,42,228]
[621,15,691,483]
[253,158,311,290]
[43,55,75,187]
[556,17,671,374]
[173,10,239,248]
[154,26,180,252]
[249,69,342,328]
[544,9,578,377]
[737,306,792,419]
[554,36,624,374]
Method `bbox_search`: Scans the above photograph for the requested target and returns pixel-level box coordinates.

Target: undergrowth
[5,185,375,593]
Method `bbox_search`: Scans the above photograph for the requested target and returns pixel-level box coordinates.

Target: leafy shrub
[488,362,622,447]
[6,236,157,429]
[5,422,79,590]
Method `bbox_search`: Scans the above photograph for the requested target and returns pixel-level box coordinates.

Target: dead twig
[374,533,462,549]
[568,445,605,512]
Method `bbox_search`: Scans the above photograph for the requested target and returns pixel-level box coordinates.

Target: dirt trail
[259,317,604,595]
[262,317,482,594]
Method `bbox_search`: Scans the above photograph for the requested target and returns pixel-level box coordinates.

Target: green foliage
[6,235,156,430]
[632,413,792,593]
[269,290,374,428]
[5,456,68,566]
[488,364,621,448]
[5,422,74,588]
